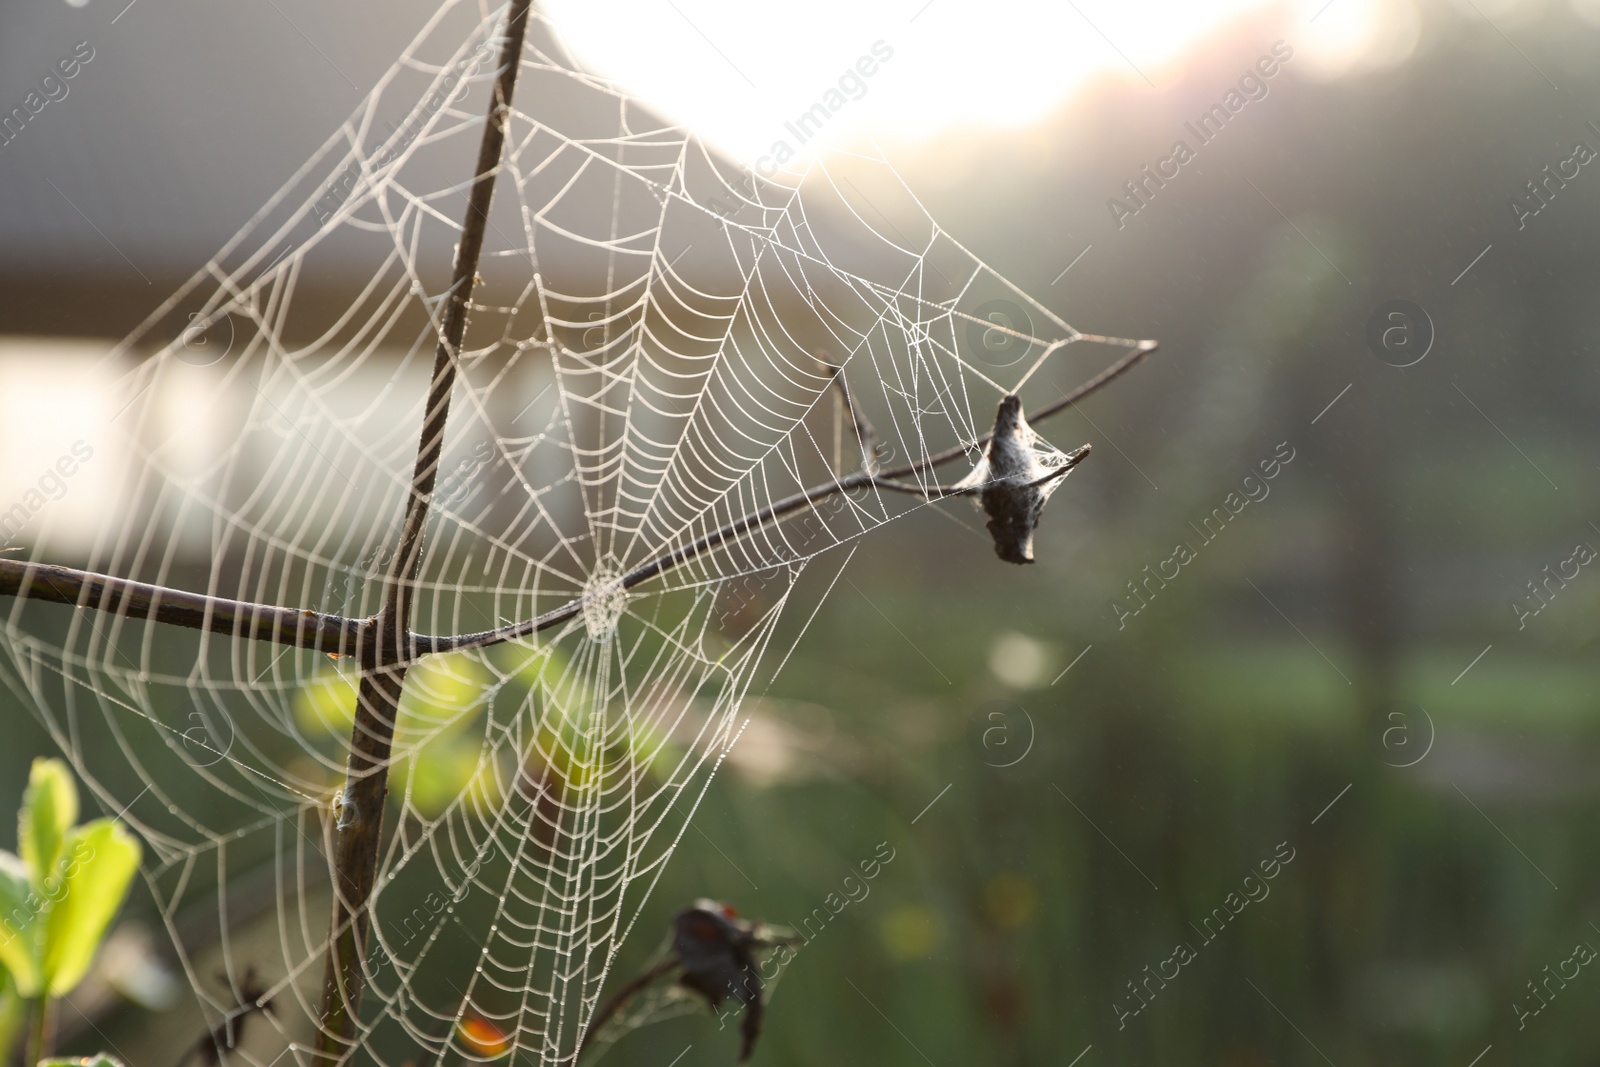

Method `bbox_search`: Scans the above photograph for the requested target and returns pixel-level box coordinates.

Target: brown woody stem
[312,1,533,1061]
[0,560,363,653]
[0,340,1157,664]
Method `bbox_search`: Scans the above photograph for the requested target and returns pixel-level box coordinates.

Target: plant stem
[26,996,50,1067]
[0,339,1157,663]
[0,560,363,654]
[312,1,533,1062]
[427,337,1157,655]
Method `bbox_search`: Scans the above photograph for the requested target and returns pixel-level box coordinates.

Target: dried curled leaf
[957,394,1090,565]
[673,900,799,1062]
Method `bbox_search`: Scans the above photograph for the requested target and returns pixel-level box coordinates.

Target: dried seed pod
[574,899,798,1064]
[673,901,767,1061]
[957,395,1090,565]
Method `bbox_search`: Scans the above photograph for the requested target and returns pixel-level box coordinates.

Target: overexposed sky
[541,0,1407,167]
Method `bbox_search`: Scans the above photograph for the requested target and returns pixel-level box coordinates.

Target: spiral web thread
[0,3,1147,1064]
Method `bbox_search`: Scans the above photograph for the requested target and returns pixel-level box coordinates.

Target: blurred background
[3,0,1599,1065]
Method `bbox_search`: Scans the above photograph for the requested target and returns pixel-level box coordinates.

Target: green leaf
[18,759,77,893]
[38,1056,126,1067]
[40,819,140,997]
[0,851,41,996]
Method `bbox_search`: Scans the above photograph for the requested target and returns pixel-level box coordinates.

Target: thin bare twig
[872,442,1092,497]
[426,337,1154,655]
[0,561,363,653]
[0,339,1156,662]
[819,357,878,475]
[568,957,679,1065]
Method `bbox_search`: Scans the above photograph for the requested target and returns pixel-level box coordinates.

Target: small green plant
[0,759,140,1066]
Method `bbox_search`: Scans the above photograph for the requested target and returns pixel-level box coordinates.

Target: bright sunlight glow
[541,0,1394,169]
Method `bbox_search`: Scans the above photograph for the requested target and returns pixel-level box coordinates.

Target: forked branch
[0,2,1157,1062]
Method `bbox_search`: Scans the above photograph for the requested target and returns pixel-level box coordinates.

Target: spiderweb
[0,3,1147,1064]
